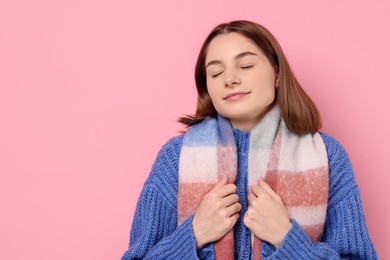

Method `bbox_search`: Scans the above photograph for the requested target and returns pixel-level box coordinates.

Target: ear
[275,77,279,88]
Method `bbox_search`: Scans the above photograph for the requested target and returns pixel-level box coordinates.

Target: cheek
[265,87,276,102]
[253,83,276,104]
[254,74,276,95]
[206,83,219,101]
[269,85,276,97]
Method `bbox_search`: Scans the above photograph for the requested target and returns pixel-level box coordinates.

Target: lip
[223,91,251,101]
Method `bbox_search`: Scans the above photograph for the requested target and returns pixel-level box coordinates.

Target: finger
[250,184,263,197]
[225,213,240,230]
[211,176,228,192]
[247,193,257,205]
[215,183,237,198]
[221,193,239,207]
[226,202,242,216]
[258,179,283,203]
[219,175,229,186]
[230,212,240,224]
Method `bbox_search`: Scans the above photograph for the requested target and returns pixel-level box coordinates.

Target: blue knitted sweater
[122,130,377,259]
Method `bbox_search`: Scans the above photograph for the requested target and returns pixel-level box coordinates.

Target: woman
[122,20,377,259]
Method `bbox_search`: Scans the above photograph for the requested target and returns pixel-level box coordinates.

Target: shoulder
[319,132,354,169]
[319,132,348,159]
[157,135,184,160]
[319,132,358,206]
[143,135,184,205]
[148,135,184,180]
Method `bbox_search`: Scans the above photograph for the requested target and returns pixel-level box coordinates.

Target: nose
[224,69,241,87]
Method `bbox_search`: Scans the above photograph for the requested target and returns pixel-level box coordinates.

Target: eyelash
[240,65,254,69]
[210,65,254,78]
[211,72,223,78]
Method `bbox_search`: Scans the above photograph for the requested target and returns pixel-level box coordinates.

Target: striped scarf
[178,106,329,259]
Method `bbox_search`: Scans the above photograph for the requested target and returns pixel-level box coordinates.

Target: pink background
[1,0,389,259]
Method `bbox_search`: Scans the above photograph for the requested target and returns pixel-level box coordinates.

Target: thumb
[214,175,228,189]
[258,178,283,203]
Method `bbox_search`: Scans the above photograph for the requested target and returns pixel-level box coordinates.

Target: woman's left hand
[243,179,292,248]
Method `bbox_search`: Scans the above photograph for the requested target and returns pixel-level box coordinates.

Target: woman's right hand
[192,176,242,249]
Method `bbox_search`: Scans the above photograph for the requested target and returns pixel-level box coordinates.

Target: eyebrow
[206,51,258,68]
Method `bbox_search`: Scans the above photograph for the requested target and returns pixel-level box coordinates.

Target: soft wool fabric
[121,132,378,259]
[178,107,328,260]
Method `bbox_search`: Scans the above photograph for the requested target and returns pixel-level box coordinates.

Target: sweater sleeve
[260,133,378,259]
[121,136,202,260]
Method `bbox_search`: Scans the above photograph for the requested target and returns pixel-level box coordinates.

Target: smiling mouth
[223,91,251,101]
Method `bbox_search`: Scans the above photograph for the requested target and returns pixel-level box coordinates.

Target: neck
[229,104,277,131]
[230,120,256,131]
[230,110,270,132]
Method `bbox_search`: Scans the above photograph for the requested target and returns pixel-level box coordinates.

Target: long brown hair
[179,20,321,135]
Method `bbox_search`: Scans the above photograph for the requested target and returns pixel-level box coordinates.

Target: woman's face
[205,32,277,131]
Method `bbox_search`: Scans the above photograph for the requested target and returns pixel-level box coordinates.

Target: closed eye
[211,71,223,78]
[240,65,254,69]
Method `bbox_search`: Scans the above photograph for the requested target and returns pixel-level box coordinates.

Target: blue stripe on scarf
[182,118,219,147]
[183,116,237,147]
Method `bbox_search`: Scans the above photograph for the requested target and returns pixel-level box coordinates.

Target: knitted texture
[177,107,329,260]
[121,132,378,259]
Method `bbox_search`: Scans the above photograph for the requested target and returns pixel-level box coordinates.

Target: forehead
[205,32,261,61]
